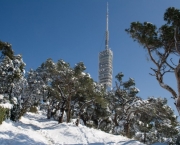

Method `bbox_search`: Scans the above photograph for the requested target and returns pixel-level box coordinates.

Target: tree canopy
[126,7,180,115]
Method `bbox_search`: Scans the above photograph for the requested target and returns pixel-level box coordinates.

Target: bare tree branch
[147,46,159,67]
[149,73,156,76]
[170,58,177,67]
[165,60,175,70]
[162,69,174,76]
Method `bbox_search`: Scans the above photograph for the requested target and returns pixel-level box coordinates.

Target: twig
[170,58,177,67]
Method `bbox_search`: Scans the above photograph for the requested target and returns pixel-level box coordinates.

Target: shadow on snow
[0,131,46,145]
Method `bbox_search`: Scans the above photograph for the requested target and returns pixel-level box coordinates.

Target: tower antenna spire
[105,2,109,50]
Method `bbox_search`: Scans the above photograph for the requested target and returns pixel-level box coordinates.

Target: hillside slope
[0,111,144,145]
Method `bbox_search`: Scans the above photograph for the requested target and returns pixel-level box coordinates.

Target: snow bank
[0,120,48,145]
[0,111,144,145]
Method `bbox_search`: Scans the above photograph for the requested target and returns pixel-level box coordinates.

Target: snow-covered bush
[132,98,179,144]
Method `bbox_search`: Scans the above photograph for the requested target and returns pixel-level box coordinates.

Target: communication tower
[98,3,113,89]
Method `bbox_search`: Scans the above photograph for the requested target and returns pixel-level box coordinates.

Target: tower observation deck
[98,3,113,89]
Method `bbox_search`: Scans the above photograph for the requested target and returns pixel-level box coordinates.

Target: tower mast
[98,2,113,90]
[105,2,109,50]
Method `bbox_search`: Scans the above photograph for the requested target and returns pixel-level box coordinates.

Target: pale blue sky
[0,0,180,115]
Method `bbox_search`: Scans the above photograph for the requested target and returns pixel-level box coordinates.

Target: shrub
[29,106,38,113]
[0,106,9,124]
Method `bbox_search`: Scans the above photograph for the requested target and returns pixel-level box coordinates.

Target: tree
[133,97,179,144]
[83,82,110,129]
[0,41,26,121]
[103,72,140,136]
[125,7,180,114]
[17,68,46,119]
[105,72,179,143]
[31,59,108,124]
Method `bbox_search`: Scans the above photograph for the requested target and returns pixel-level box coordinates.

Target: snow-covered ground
[0,111,145,145]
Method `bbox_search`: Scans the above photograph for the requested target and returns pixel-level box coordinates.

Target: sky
[0,0,180,115]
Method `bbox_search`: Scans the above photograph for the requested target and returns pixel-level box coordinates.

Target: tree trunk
[97,118,102,129]
[76,118,80,126]
[144,132,146,144]
[81,114,87,126]
[113,113,119,126]
[58,108,64,123]
[75,110,82,126]
[47,108,51,119]
[175,63,180,96]
[124,122,130,138]
[66,96,71,123]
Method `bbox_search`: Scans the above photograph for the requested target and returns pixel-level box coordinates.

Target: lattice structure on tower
[98,3,113,89]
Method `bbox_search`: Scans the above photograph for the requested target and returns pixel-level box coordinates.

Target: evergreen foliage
[133,97,179,144]
[0,106,9,124]
[0,41,26,121]
[125,7,180,115]
[26,58,108,125]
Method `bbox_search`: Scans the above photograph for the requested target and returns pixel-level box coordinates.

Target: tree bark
[47,108,51,119]
[66,96,71,123]
[75,118,80,126]
[175,64,180,97]
[58,108,65,123]
[113,113,119,126]
[144,132,146,144]
[124,122,130,138]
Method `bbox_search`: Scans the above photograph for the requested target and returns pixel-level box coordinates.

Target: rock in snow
[0,111,144,145]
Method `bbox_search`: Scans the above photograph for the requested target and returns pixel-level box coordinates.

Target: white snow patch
[0,94,4,99]
[0,103,13,109]
[0,111,144,145]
